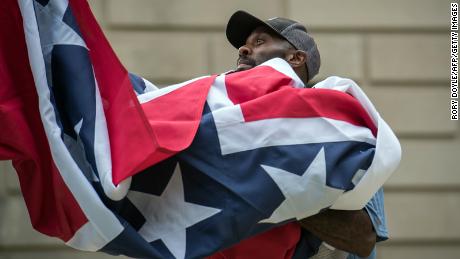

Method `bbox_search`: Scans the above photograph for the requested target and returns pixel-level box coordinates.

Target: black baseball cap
[226,10,320,82]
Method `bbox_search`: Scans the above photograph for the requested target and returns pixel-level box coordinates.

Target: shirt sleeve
[363,188,388,241]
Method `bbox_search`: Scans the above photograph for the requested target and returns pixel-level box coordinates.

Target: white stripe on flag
[206,74,233,111]
[65,221,113,251]
[18,0,123,250]
[211,104,376,155]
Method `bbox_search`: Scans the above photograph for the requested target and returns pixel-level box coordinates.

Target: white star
[259,148,343,223]
[127,164,221,259]
[33,0,87,49]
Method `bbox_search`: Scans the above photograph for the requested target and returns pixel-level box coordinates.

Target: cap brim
[226,10,278,49]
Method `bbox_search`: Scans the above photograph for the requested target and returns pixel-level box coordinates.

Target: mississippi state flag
[0,0,401,258]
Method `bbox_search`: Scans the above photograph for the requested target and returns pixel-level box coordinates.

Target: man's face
[236,26,293,72]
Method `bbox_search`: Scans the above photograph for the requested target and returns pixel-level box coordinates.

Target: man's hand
[298,209,376,257]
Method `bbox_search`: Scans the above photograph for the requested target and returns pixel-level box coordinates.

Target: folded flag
[0,0,401,258]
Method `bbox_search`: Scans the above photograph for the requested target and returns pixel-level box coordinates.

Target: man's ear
[287,50,307,68]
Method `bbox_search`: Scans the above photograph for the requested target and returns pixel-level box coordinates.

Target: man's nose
[238,45,252,56]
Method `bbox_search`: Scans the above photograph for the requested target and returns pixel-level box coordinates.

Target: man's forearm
[298,209,376,257]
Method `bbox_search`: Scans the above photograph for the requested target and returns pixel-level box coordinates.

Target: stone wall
[1,0,458,258]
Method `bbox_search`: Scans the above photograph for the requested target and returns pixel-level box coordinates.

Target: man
[2,2,397,258]
[206,11,388,259]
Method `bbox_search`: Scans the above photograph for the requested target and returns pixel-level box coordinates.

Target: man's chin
[235,64,253,72]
